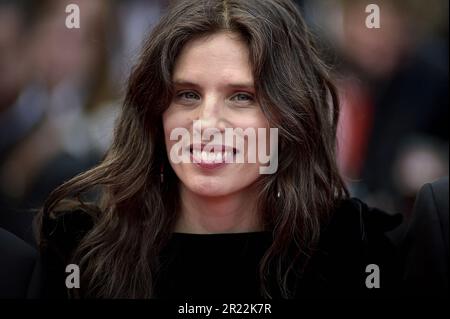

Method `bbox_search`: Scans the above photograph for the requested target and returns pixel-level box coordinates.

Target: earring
[277,191,281,198]
[160,164,164,183]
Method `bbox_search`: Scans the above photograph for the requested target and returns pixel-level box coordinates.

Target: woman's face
[162,32,270,197]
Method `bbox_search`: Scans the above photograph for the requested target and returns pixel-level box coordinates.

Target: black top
[38,198,404,299]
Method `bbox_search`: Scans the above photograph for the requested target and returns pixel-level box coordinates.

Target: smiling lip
[189,144,236,169]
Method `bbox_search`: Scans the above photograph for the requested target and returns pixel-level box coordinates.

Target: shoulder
[319,197,403,255]
[36,205,97,298]
[326,197,403,241]
[40,208,96,262]
[303,197,403,297]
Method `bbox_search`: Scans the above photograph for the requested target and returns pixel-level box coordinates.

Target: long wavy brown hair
[37,0,348,298]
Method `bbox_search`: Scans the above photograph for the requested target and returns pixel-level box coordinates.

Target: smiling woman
[35,0,404,299]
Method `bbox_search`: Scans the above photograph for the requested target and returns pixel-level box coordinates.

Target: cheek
[237,111,271,160]
[162,108,186,150]
[235,108,269,133]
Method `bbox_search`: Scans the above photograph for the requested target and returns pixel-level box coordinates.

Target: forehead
[172,32,253,84]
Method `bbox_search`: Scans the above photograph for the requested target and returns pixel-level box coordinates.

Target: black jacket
[398,177,449,296]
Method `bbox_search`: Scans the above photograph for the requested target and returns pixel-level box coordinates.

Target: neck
[174,185,262,234]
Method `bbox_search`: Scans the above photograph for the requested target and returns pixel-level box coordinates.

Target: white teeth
[191,149,233,163]
[194,150,201,159]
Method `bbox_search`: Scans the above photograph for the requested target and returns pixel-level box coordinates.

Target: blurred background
[0,0,448,245]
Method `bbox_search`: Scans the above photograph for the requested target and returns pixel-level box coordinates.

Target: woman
[37,0,402,299]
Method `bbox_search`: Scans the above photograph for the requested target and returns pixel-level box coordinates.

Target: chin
[174,164,259,197]
[186,176,235,197]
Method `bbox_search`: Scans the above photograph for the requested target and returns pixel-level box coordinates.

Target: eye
[177,91,200,101]
[231,93,254,103]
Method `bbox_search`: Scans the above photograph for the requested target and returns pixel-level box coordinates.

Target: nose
[195,94,227,133]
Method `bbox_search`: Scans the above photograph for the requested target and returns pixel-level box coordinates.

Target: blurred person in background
[0,0,44,244]
[0,0,121,244]
[303,0,448,216]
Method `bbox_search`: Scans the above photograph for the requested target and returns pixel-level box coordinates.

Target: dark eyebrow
[227,82,255,90]
[172,80,201,89]
[172,80,255,90]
